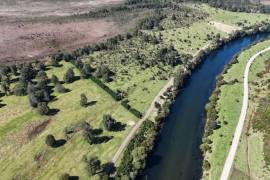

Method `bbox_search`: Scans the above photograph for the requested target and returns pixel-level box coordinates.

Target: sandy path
[220,46,270,180]
[111,78,175,163]
[209,21,241,34]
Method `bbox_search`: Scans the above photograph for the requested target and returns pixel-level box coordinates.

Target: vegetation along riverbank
[202,38,270,180]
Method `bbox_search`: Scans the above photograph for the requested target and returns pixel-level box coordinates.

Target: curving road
[111,78,174,163]
[220,46,270,180]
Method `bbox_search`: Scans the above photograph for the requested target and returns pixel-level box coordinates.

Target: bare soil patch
[0,0,131,64]
[0,18,122,63]
[209,21,242,33]
[0,0,124,18]
[259,0,270,5]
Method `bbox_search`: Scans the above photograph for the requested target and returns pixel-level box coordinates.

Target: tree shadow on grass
[52,139,66,148]
[69,176,79,180]
[0,103,6,108]
[86,101,97,107]
[102,162,116,175]
[95,136,113,144]
[111,122,126,132]
[48,108,60,116]
[0,92,4,98]
[91,128,103,136]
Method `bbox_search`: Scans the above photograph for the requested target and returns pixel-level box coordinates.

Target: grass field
[203,40,270,180]
[0,61,138,179]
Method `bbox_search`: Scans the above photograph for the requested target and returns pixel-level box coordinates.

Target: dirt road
[111,78,175,163]
[220,46,270,180]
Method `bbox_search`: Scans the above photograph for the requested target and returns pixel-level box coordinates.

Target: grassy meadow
[0,61,138,179]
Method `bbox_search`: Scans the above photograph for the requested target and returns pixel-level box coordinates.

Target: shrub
[13,82,27,96]
[103,114,117,131]
[203,160,211,171]
[28,93,39,107]
[83,130,96,145]
[84,156,101,176]
[56,83,68,93]
[64,68,75,83]
[51,75,59,84]
[37,102,50,115]
[80,93,88,107]
[59,173,70,180]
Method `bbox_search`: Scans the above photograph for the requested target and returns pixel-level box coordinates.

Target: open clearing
[0,19,121,64]
[0,0,131,64]
[209,21,241,33]
[0,0,124,17]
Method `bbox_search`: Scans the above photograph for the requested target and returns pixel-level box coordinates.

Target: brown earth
[0,0,124,17]
[0,18,124,64]
[0,0,132,64]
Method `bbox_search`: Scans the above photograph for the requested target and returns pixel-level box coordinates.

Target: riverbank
[115,20,270,179]
[202,37,270,180]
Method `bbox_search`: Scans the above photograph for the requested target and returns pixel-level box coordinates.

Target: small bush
[80,93,88,107]
[37,102,50,115]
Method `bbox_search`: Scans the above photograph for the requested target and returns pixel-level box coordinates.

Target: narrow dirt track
[220,46,270,180]
[111,78,174,163]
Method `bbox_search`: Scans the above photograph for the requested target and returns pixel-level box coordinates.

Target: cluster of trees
[0,63,56,115]
[157,45,182,67]
[83,155,115,179]
[116,120,157,179]
[194,0,270,13]
[103,114,125,131]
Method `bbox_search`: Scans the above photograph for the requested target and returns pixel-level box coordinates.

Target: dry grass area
[260,0,270,5]
[0,0,124,17]
[0,18,121,64]
[209,21,242,33]
[0,0,132,64]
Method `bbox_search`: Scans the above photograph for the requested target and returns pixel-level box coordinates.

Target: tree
[103,114,117,131]
[51,75,59,84]
[80,64,92,79]
[83,130,96,145]
[20,63,35,82]
[37,102,50,115]
[85,156,101,176]
[1,82,10,96]
[10,65,18,76]
[37,62,46,71]
[51,57,60,67]
[64,68,75,83]
[28,93,39,107]
[59,173,70,180]
[27,82,35,94]
[13,82,27,96]
[36,70,48,82]
[80,93,88,107]
[55,83,68,93]
[45,134,56,147]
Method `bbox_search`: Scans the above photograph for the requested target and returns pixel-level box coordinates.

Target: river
[139,33,270,180]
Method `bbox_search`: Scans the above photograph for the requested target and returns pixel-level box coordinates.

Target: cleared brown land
[0,0,130,64]
[0,18,123,63]
[0,0,124,17]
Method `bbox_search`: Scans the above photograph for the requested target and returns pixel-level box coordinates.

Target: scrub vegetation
[1,0,270,179]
